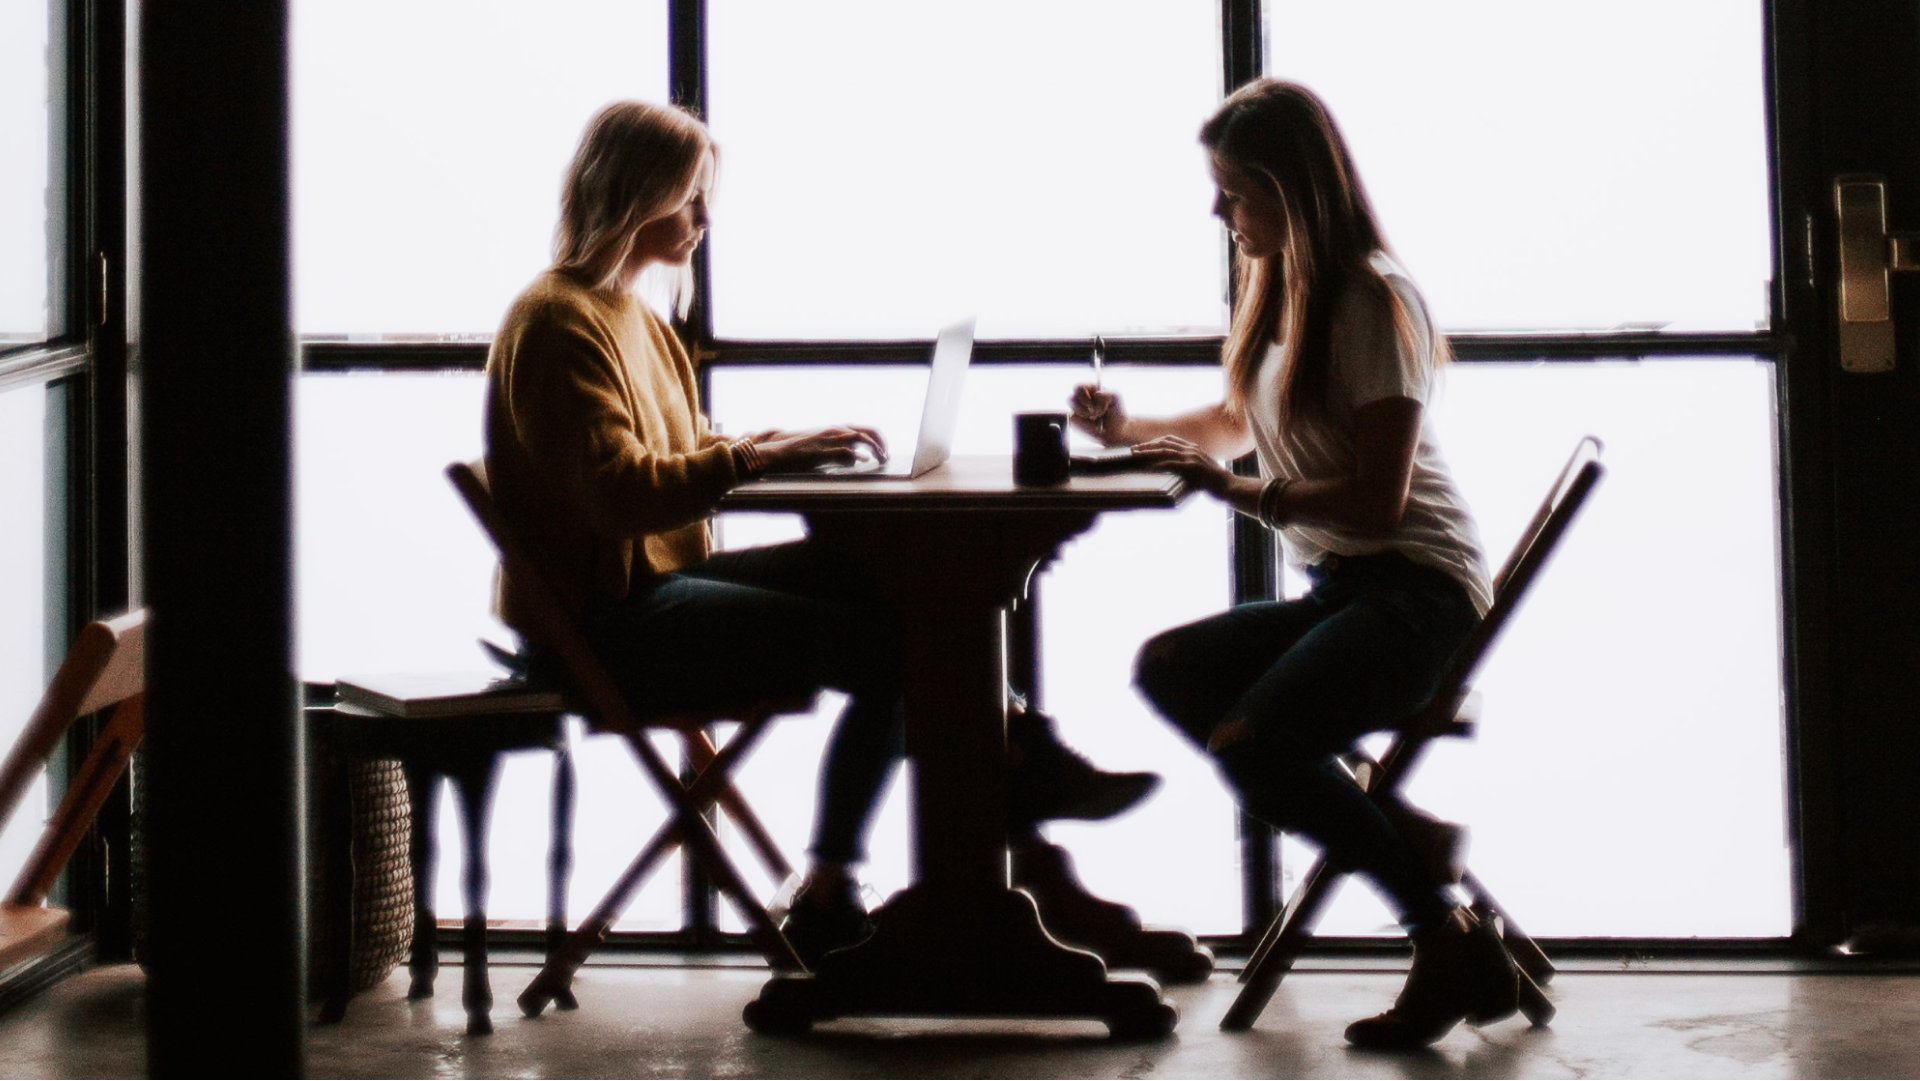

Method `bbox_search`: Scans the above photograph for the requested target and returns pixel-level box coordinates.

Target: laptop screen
[906,317,976,477]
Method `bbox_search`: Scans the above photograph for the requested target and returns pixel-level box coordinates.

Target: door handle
[1834,174,1920,372]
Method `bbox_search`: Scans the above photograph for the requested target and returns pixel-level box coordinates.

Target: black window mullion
[670,0,714,356]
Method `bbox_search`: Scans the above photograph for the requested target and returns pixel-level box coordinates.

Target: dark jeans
[1134,551,1479,933]
[576,540,905,866]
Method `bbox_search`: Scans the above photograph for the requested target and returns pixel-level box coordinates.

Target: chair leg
[520,822,679,1019]
[518,721,799,1019]
[546,738,578,1011]
[629,724,799,969]
[685,729,793,883]
[1221,854,1342,1033]
[1516,965,1556,1027]
[317,749,354,1025]
[403,764,441,1001]
[1238,888,1292,984]
[1463,870,1555,986]
[449,755,501,1036]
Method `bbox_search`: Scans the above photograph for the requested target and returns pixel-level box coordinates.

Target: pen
[1093,335,1105,392]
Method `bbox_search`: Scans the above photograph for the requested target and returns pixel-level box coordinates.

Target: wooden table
[723,456,1191,1037]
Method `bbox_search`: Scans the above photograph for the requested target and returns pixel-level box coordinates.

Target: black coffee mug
[1014,412,1071,486]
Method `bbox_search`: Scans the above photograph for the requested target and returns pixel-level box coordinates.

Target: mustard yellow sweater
[484,269,741,628]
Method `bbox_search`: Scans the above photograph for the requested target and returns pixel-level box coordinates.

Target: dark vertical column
[670,0,713,345]
[79,0,135,961]
[670,0,715,942]
[1775,0,1920,946]
[137,2,304,1075]
[1222,0,1281,938]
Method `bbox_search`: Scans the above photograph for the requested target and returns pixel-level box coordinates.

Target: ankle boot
[1344,907,1521,1049]
[779,875,874,969]
[1006,708,1159,828]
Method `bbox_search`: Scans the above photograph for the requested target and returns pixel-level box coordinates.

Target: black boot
[778,875,874,969]
[1007,708,1159,829]
[1343,906,1521,1049]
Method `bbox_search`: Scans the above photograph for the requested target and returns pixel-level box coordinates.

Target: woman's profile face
[1209,156,1288,261]
[625,150,715,275]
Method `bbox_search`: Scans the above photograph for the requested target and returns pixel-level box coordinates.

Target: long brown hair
[1201,80,1444,426]
[555,101,713,312]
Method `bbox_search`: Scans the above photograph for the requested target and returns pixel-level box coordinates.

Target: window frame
[0,0,136,990]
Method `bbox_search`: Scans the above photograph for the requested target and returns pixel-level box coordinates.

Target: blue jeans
[576,540,905,866]
[1134,551,1479,932]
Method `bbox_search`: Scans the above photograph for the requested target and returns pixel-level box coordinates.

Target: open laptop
[767,317,975,480]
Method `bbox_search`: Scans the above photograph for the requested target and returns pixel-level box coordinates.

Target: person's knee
[1132,628,1189,711]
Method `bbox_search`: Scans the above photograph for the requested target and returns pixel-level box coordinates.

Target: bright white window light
[291,0,670,338]
[1266,0,1771,333]
[706,0,1225,340]
[0,1,53,343]
[0,384,49,889]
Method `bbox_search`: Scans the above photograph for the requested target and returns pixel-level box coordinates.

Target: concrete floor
[3,960,1917,1078]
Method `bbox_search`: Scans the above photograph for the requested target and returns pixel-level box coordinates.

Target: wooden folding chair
[0,610,146,972]
[1220,436,1606,1033]
[445,461,806,1019]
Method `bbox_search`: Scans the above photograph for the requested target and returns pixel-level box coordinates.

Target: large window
[1265,0,1785,936]
[293,1,1789,943]
[0,0,63,347]
[0,383,51,891]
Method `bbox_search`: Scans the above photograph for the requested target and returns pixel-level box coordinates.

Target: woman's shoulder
[499,269,639,343]
[1336,252,1421,311]
[508,268,607,319]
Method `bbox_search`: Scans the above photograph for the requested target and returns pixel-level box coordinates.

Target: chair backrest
[0,609,147,907]
[1415,437,1606,730]
[0,610,145,835]
[446,461,643,732]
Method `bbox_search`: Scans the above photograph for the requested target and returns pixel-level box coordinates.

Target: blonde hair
[555,101,713,315]
[1200,80,1444,426]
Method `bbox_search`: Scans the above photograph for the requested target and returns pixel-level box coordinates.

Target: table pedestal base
[1012,841,1215,985]
[743,886,1177,1038]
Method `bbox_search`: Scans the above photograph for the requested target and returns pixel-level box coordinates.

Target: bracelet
[1257,477,1296,528]
[730,437,766,478]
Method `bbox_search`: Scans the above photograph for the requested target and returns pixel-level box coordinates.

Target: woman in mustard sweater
[485,101,1149,961]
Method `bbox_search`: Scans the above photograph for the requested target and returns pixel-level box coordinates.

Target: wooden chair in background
[445,461,807,1020]
[0,610,146,973]
[1221,436,1606,1033]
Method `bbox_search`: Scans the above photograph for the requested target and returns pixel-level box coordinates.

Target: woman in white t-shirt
[1070,79,1516,1049]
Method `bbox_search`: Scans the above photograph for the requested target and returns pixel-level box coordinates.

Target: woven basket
[130,732,415,996]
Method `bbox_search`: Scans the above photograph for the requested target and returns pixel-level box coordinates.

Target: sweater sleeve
[498,301,740,539]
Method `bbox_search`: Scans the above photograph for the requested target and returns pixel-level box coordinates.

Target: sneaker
[778,879,874,969]
[1007,709,1160,828]
[1343,907,1521,1049]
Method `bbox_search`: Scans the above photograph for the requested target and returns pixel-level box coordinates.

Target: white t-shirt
[1244,252,1493,614]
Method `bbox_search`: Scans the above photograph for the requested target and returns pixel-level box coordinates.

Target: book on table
[334,673,565,718]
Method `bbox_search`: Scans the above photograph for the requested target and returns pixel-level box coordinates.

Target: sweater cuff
[729,437,766,479]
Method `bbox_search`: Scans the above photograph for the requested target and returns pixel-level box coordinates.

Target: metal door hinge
[1834,174,1920,372]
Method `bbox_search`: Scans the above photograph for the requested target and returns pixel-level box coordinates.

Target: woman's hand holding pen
[1069,384,1129,446]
